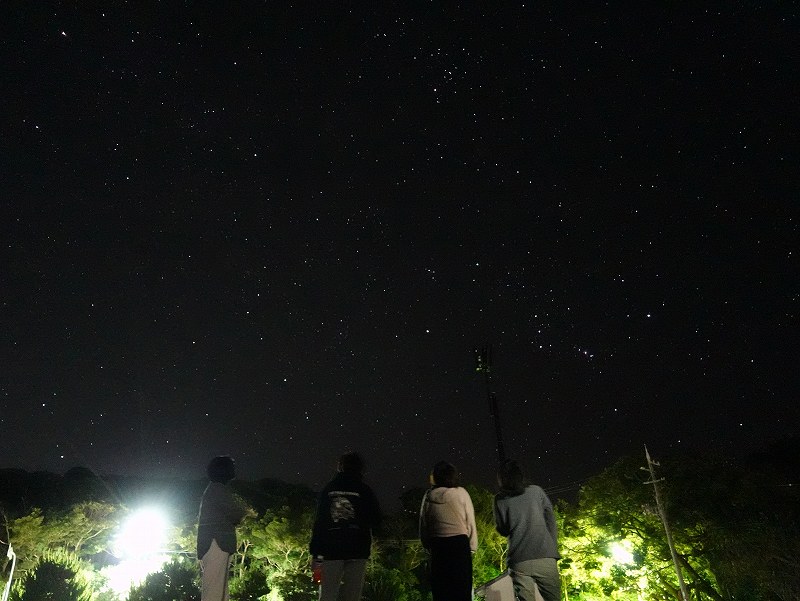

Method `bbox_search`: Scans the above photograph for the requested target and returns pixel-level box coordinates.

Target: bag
[311,558,323,584]
[474,571,544,601]
[474,571,515,601]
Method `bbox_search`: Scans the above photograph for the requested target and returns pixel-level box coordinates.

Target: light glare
[610,541,634,565]
[103,507,171,599]
[114,507,168,559]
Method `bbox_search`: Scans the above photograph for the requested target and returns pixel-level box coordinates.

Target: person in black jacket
[310,452,381,601]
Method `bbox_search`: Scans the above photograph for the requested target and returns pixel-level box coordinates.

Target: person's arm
[418,492,431,550]
[219,486,249,525]
[367,486,382,530]
[232,493,253,524]
[541,490,558,542]
[309,492,326,557]
[493,497,510,537]
[463,489,478,552]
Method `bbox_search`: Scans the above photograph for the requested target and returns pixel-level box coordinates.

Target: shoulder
[523,485,552,506]
[495,490,517,504]
[527,484,546,497]
[454,487,473,501]
[205,482,229,496]
[360,482,379,501]
[496,486,527,501]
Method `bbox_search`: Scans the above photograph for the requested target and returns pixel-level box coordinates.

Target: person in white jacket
[419,461,477,601]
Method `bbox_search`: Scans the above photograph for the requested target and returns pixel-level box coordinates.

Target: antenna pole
[476,345,506,463]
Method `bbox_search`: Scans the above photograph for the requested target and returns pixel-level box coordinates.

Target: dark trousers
[429,535,472,601]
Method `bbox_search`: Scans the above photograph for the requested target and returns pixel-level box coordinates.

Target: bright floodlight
[113,507,169,559]
[104,507,171,598]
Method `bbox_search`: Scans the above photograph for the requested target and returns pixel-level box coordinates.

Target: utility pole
[475,345,506,463]
[643,446,690,601]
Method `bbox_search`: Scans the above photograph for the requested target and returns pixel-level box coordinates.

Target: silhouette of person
[419,461,477,601]
[494,460,560,601]
[310,452,382,601]
[197,456,249,601]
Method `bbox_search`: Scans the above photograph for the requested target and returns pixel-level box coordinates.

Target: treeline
[1,439,798,601]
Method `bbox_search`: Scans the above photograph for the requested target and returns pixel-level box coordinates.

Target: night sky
[3,3,797,507]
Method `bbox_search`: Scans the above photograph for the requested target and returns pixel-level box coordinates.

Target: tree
[555,446,800,601]
[236,506,316,600]
[6,509,53,572]
[8,550,95,601]
[466,485,507,587]
[50,501,119,555]
[127,556,200,601]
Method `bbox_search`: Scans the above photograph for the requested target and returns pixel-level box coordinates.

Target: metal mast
[476,344,506,463]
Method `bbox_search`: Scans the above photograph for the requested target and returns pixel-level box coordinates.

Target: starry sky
[2,3,797,507]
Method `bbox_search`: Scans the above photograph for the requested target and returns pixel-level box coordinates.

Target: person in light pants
[319,558,368,601]
[197,456,250,601]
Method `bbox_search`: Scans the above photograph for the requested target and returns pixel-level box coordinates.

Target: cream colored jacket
[419,486,478,552]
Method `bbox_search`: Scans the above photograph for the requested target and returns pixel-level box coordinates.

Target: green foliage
[7,502,120,573]
[228,563,271,601]
[234,505,315,600]
[7,509,50,573]
[558,456,707,600]
[555,449,800,601]
[465,485,506,587]
[9,550,94,601]
[3,449,798,601]
[261,568,313,601]
[363,564,426,601]
[127,556,200,601]
[50,502,120,555]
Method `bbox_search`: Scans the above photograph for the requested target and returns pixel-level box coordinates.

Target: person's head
[207,455,236,484]
[430,461,459,488]
[337,451,365,477]
[497,459,525,494]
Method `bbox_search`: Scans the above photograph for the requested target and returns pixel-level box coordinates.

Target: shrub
[9,550,94,601]
[363,565,426,601]
[127,556,200,601]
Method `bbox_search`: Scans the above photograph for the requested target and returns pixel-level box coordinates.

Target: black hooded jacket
[309,472,381,559]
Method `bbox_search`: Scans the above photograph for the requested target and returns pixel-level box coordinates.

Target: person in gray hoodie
[493,459,560,601]
[419,461,477,601]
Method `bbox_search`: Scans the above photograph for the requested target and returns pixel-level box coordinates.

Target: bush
[264,569,314,601]
[127,556,200,601]
[229,564,270,601]
[9,550,94,601]
[363,565,426,601]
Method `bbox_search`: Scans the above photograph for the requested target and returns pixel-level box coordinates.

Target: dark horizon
[3,434,798,510]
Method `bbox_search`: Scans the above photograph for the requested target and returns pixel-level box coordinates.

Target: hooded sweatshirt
[419,486,478,552]
[309,472,382,560]
[493,484,559,565]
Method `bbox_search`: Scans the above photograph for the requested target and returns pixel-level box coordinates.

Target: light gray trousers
[319,558,368,601]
